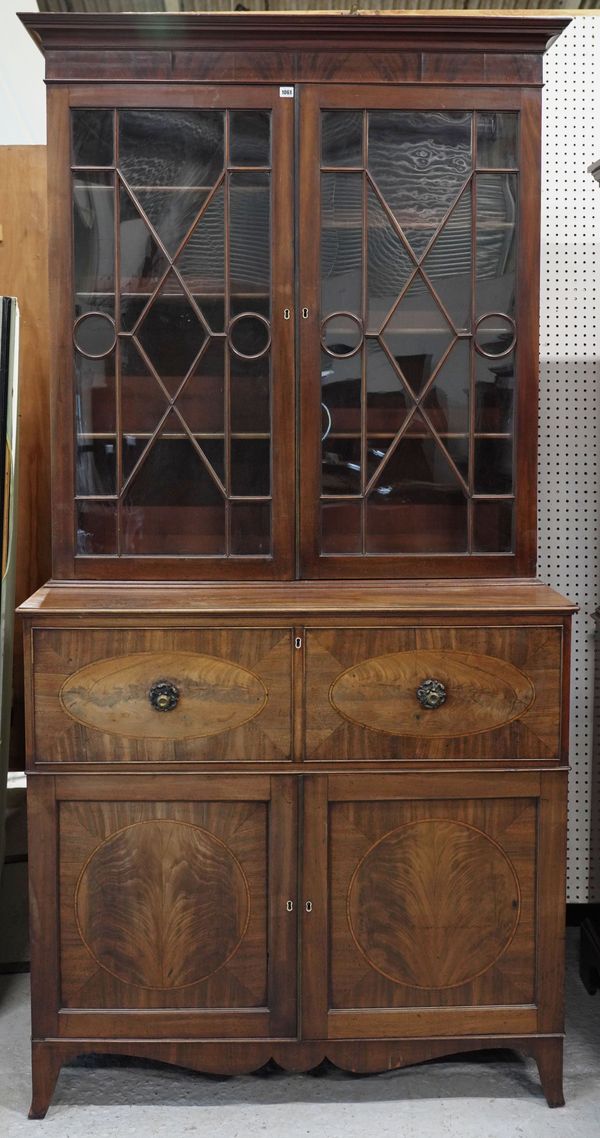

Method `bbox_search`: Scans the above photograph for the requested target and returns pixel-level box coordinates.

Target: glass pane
[76,501,116,555]
[475,314,515,357]
[72,109,113,167]
[230,314,270,358]
[321,350,361,435]
[367,185,415,333]
[75,353,115,436]
[474,438,513,494]
[73,312,116,358]
[137,272,207,392]
[120,338,166,436]
[176,185,224,318]
[76,438,116,496]
[382,276,454,395]
[476,173,517,318]
[475,352,515,433]
[230,111,271,167]
[366,338,409,435]
[322,438,361,495]
[322,314,362,357]
[122,425,225,555]
[321,172,362,318]
[230,502,271,555]
[422,339,470,434]
[119,184,168,301]
[422,182,471,332]
[119,110,224,254]
[321,500,362,554]
[179,340,226,435]
[231,439,270,496]
[231,353,270,434]
[230,172,270,301]
[73,172,114,295]
[477,113,518,169]
[199,438,225,486]
[473,499,513,553]
[321,111,363,167]
[366,436,468,553]
[368,111,472,259]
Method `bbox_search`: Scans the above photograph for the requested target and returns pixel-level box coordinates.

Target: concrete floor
[1,932,599,1138]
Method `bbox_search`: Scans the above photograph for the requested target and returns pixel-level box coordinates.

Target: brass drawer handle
[149,680,180,712]
[416,679,447,710]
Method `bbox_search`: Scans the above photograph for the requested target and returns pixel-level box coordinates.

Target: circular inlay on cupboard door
[347,819,520,989]
[75,819,250,989]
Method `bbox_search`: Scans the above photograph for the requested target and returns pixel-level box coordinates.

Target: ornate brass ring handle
[149,680,180,712]
[416,679,447,710]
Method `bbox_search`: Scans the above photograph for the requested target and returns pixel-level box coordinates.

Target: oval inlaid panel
[347,820,520,989]
[330,649,534,738]
[75,820,250,989]
[60,651,268,740]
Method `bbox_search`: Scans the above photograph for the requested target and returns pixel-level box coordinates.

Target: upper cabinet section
[22,13,568,582]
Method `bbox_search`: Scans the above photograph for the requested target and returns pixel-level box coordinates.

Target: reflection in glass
[367,185,414,332]
[477,113,518,170]
[475,352,514,433]
[321,350,361,434]
[321,111,363,167]
[122,429,225,555]
[473,499,513,553]
[322,438,361,495]
[230,111,271,167]
[231,352,270,433]
[321,500,362,554]
[119,185,168,300]
[176,185,224,321]
[476,173,517,318]
[231,439,270,496]
[366,436,468,553]
[72,109,114,168]
[422,183,471,331]
[422,339,470,434]
[366,338,408,434]
[230,172,270,300]
[137,272,207,390]
[474,438,513,494]
[382,276,453,395]
[77,501,116,555]
[230,502,271,555]
[368,111,472,259]
[76,438,116,496]
[73,172,114,295]
[321,172,362,318]
[75,353,115,437]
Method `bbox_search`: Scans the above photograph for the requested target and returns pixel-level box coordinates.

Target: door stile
[300,773,329,1039]
[268,775,299,1036]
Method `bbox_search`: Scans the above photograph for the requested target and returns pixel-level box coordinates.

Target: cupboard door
[29,775,297,1040]
[61,86,294,580]
[299,85,535,579]
[302,772,566,1041]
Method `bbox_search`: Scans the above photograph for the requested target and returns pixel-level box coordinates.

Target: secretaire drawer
[29,627,293,764]
[305,625,564,762]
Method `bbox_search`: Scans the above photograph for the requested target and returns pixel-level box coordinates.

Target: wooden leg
[531,1038,565,1108]
[29,1043,63,1120]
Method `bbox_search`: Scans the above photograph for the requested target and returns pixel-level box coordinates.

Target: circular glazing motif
[73,311,117,358]
[474,313,516,358]
[75,819,250,989]
[321,312,363,358]
[228,312,271,359]
[347,819,520,989]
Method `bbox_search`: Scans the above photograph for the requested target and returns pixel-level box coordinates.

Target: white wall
[0,0,46,145]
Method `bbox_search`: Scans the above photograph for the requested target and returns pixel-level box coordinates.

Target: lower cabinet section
[27,768,567,1115]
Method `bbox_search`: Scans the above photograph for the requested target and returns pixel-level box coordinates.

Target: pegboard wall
[540,15,600,903]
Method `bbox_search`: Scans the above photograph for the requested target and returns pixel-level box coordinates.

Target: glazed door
[301,772,566,1041]
[60,85,294,579]
[30,775,297,1040]
[299,85,536,579]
